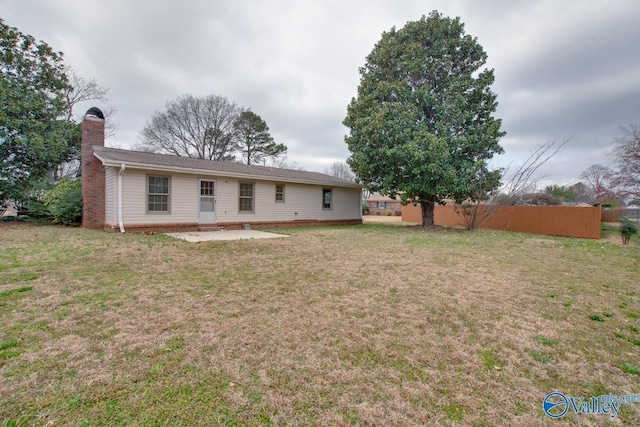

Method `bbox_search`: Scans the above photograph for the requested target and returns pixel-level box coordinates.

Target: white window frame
[239,182,255,213]
[147,175,170,214]
[275,184,285,203]
[322,188,332,210]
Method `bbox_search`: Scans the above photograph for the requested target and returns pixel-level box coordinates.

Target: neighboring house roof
[366,195,401,203]
[92,146,362,189]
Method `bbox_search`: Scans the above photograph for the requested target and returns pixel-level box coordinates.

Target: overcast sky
[3,0,640,186]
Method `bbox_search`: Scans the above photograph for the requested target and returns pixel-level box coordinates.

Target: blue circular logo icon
[543,392,569,418]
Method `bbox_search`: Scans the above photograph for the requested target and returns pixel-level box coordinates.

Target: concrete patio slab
[165,230,289,242]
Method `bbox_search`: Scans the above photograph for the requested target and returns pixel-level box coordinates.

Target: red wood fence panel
[402,204,601,239]
[601,208,621,222]
[401,204,423,223]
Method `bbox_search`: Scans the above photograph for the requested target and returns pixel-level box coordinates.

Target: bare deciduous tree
[51,68,116,180]
[455,137,571,230]
[501,138,571,198]
[611,123,640,200]
[580,164,617,202]
[63,67,118,139]
[266,156,305,171]
[63,67,109,120]
[137,94,241,161]
[100,105,119,141]
[324,162,354,181]
[569,181,594,204]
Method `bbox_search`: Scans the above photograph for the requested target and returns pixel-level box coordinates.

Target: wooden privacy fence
[601,207,640,222]
[401,204,424,223]
[402,204,602,239]
[601,208,620,222]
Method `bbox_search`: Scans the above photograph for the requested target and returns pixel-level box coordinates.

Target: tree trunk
[421,200,435,226]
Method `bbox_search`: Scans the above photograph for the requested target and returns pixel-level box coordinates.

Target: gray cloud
[3,0,639,183]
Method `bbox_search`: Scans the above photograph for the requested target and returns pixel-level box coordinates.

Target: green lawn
[1,224,639,426]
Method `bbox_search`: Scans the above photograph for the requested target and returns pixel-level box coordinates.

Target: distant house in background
[365,195,402,216]
[81,109,363,232]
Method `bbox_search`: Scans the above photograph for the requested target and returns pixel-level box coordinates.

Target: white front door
[199,180,216,223]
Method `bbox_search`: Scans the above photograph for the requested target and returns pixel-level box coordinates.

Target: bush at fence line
[620,218,638,245]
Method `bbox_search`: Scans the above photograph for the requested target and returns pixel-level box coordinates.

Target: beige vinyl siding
[117,169,361,225]
[328,187,362,219]
[214,180,362,223]
[104,167,117,226]
[213,178,240,221]
[120,169,198,224]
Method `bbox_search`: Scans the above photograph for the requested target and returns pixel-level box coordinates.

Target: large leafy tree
[344,11,505,225]
[234,110,286,165]
[544,185,578,202]
[0,19,80,200]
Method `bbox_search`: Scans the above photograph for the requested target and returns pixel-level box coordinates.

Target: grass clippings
[0,224,639,425]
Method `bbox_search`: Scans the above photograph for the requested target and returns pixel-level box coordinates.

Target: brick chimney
[81,108,106,229]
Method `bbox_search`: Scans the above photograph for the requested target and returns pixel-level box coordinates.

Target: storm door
[199,180,216,223]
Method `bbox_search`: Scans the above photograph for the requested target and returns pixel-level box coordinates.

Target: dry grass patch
[1,224,639,425]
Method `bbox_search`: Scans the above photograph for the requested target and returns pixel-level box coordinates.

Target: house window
[322,188,332,209]
[147,175,170,212]
[376,201,387,209]
[275,184,285,202]
[239,182,254,213]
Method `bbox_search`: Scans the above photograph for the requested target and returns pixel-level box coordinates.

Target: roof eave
[93,153,363,189]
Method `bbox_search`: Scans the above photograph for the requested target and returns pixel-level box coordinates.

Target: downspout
[118,163,126,233]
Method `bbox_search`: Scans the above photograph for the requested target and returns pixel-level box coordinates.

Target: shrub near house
[44,179,82,224]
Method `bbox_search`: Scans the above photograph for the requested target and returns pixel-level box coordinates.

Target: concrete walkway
[165,230,289,242]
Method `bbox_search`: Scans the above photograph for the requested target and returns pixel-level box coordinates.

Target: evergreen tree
[344,11,504,225]
[234,111,286,165]
[0,19,79,200]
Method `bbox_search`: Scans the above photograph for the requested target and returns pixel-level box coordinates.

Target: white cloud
[3,0,639,180]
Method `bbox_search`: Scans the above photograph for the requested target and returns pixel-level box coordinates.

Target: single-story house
[365,195,402,216]
[81,109,363,232]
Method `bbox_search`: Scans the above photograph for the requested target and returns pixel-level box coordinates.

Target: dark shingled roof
[92,146,362,188]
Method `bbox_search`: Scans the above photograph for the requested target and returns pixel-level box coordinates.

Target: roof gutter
[118,163,126,233]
